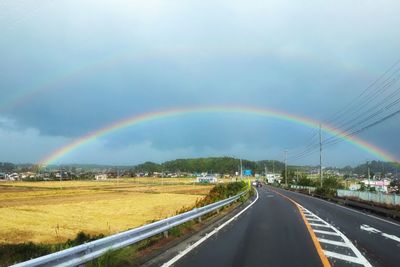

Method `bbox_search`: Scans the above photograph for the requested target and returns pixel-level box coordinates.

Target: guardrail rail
[12,190,248,267]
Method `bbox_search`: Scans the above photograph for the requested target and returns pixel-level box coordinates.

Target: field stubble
[0,178,213,244]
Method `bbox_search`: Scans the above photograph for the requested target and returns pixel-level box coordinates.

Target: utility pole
[284,150,288,187]
[240,159,243,180]
[272,160,275,174]
[319,123,323,187]
[367,161,371,188]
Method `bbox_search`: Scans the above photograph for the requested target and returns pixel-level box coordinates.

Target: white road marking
[382,233,400,243]
[314,229,340,236]
[324,251,365,265]
[161,189,259,267]
[301,206,373,267]
[307,218,323,222]
[360,224,381,234]
[360,224,400,243]
[310,223,331,228]
[284,189,400,227]
[318,238,348,247]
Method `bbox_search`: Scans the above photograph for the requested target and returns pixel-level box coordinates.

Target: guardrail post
[163,231,168,238]
[198,216,202,223]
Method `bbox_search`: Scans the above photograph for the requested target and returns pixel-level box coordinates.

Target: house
[95,174,108,180]
[266,173,281,184]
[196,175,218,184]
[7,173,20,181]
[362,179,391,193]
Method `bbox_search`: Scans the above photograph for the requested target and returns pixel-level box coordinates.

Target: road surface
[163,186,400,267]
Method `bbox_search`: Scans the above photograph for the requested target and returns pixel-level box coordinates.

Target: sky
[1,0,400,167]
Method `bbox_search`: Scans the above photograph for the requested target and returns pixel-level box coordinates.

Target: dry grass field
[0,178,213,244]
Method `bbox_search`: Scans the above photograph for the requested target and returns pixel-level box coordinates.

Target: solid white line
[313,230,340,236]
[161,189,259,267]
[318,238,348,247]
[324,250,364,265]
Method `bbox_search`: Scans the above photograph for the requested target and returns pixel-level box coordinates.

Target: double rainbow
[38,105,399,166]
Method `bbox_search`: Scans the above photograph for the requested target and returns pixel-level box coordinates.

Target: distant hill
[2,158,398,176]
[132,157,286,174]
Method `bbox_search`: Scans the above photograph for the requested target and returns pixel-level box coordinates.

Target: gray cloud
[1,0,400,165]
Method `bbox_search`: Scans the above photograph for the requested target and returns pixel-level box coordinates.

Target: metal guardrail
[12,191,247,267]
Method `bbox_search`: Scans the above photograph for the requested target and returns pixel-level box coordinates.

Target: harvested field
[0,178,213,244]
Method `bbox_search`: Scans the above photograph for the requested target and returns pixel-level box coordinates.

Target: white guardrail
[11,191,248,267]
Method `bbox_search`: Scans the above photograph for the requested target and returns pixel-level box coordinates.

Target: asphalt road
[170,187,324,267]
[270,186,400,267]
[165,186,400,267]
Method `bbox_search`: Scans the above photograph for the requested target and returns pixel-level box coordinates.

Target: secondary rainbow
[39,105,399,166]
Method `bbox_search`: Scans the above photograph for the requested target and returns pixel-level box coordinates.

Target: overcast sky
[1,0,400,166]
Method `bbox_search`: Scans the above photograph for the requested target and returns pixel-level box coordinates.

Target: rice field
[0,178,213,244]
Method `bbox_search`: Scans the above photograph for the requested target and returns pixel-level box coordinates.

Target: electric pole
[367,161,371,188]
[240,159,243,180]
[284,150,288,187]
[319,123,323,187]
[272,160,275,174]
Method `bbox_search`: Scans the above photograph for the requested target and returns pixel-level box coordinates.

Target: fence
[337,190,400,206]
[290,185,316,193]
[11,190,248,267]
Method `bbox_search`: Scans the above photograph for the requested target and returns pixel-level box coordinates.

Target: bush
[314,176,344,198]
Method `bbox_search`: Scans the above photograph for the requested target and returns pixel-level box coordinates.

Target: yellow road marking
[269,188,332,267]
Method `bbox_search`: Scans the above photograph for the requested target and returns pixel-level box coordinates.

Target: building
[95,174,108,180]
[362,179,391,193]
[266,173,281,184]
[196,175,218,184]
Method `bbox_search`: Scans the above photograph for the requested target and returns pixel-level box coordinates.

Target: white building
[362,179,391,193]
[266,173,281,184]
[196,175,218,184]
[95,174,108,180]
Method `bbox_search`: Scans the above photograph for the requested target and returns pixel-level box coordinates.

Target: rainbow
[38,105,399,166]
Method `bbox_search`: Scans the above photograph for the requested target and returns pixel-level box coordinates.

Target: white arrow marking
[360,224,381,234]
[382,233,400,243]
[360,224,400,243]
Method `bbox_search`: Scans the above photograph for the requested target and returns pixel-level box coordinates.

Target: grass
[0,178,212,244]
